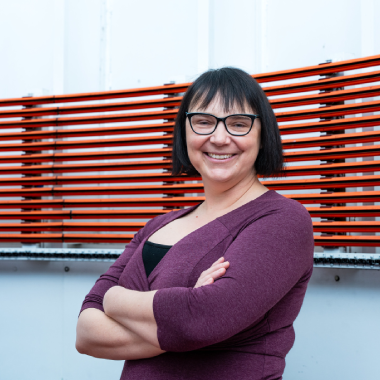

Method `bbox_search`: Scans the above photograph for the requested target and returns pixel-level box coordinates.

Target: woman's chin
[202,170,237,184]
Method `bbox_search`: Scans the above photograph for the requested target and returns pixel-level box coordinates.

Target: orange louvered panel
[0,54,379,251]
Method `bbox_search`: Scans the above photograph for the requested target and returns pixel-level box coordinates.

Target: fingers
[203,260,229,277]
[201,262,229,285]
[211,257,225,267]
[193,258,230,289]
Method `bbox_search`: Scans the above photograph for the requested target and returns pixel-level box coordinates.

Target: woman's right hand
[194,257,230,288]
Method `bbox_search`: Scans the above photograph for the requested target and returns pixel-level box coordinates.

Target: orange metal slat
[0,233,135,243]
[270,85,380,109]
[0,211,71,220]
[0,222,146,232]
[1,197,205,209]
[263,69,380,97]
[253,54,380,83]
[0,209,171,220]
[285,144,380,163]
[0,183,205,197]
[0,109,178,130]
[264,175,380,191]
[281,160,380,177]
[0,147,172,164]
[0,233,64,243]
[307,205,380,218]
[0,159,171,175]
[63,234,135,243]
[276,98,380,122]
[0,134,173,153]
[282,129,380,150]
[289,191,380,204]
[0,173,199,187]
[313,221,380,233]
[0,83,191,107]
[314,235,380,247]
[0,122,174,142]
[0,97,182,119]
[280,113,380,135]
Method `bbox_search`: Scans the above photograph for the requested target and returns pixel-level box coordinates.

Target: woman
[76,67,314,379]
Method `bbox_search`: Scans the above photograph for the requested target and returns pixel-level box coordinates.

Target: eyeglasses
[186,112,260,136]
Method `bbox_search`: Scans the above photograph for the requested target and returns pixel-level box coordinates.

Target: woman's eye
[194,118,213,125]
[230,122,246,129]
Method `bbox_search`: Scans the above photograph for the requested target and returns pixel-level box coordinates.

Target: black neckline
[145,240,173,249]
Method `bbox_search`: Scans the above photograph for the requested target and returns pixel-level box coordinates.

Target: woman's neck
[199,174,268,219]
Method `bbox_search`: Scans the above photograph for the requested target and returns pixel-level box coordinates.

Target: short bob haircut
[171,67,285,179]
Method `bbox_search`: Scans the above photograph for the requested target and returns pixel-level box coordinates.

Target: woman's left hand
[194,257,230,288]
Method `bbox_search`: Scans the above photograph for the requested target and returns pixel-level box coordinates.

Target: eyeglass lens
[190,114,252,135]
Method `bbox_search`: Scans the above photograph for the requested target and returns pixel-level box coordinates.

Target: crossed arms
[75,258,229,360]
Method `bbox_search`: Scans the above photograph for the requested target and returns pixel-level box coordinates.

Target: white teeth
[207,153,233,160]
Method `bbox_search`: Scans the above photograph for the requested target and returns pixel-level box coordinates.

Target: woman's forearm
[103,286,161,348]
[102,261,229,350]
[76,308,165,360]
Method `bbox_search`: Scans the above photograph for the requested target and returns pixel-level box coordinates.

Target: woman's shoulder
[218,190,312,236]
[268,190,311,218]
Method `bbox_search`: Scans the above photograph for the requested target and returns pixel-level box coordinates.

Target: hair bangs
[188,69,253,114]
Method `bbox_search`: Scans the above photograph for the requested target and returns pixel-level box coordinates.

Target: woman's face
[186,95,262,187]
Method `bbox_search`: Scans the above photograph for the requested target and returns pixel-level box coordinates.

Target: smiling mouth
[206,153,235,160]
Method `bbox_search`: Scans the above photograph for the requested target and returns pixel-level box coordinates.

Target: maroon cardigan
[80,190,314,380]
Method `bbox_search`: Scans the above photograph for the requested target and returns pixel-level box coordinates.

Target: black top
[142,240,173,277]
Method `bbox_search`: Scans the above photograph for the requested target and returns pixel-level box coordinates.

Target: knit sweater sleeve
[79,226,145,314]
[152,204,314,352]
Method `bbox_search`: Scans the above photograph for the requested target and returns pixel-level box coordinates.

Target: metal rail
[0,247,379,269]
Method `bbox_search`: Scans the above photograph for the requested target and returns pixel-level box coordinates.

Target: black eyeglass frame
[185,112,260,136]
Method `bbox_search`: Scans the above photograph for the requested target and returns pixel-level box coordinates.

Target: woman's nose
[210,121,230,145]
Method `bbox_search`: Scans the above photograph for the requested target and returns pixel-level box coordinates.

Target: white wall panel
[0,261,379,380]
[0,0,56,98]
[208,0,259,73]
[110,0,198,89]
[64,0,102,94]
[265,0,361,72]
